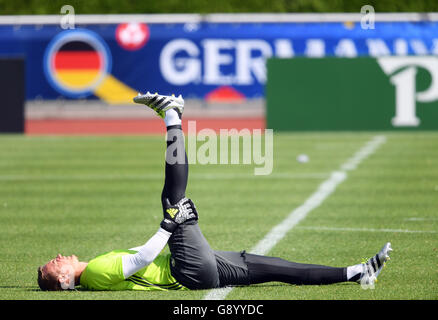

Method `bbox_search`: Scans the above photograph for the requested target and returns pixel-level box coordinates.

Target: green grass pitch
[0,132,437,300]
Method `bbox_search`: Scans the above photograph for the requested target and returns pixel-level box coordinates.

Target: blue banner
[1,20,438,102]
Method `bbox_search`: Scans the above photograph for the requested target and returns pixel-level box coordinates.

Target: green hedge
[1,0,438,15]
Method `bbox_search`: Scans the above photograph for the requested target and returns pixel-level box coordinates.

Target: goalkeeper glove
[160,197,198,233]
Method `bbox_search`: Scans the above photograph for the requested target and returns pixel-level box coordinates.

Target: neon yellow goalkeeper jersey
[79,250,186,291]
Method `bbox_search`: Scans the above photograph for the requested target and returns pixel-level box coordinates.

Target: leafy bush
[1,0,437,15]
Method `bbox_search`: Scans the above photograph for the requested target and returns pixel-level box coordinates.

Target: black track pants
[161,125,347,289]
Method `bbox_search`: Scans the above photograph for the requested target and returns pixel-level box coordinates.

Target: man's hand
[160,197,198,233]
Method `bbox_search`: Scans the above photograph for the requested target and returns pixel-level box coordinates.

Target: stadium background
[0,0,437,303]
[1,0,438,134]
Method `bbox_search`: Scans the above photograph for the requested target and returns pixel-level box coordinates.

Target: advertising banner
[266,57,438,131]
[1,18,438,103]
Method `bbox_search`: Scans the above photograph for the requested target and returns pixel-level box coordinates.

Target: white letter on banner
[274,39,294,58]
[305,39,325,57]
[378,57,438,127]
[432,39,438,55]
[203,39,234,85]
[235,40,273,85]
[394,39,408,56]
[334,39,358,57]
[410,40,428,55]
[390,67,420,126]
[366,39,391,57]
[160,39,201,85]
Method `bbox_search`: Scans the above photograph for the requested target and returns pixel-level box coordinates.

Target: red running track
[26,118,265,135]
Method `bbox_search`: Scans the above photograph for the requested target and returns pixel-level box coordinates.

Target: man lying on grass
[37,92,392,291]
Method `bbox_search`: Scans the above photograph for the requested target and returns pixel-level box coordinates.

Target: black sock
[161,125,188,206]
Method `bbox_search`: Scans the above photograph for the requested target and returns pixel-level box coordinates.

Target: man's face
[42,254,79,280]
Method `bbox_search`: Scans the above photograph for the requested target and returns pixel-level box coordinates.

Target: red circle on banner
[115,23,149,51]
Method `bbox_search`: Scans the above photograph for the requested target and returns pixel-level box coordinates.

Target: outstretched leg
[163,123,219,289]
[161,124,188,206]
[213,251,345,287]
[244,253,346,285]
[134,92,220,289]
[214,243,392,288]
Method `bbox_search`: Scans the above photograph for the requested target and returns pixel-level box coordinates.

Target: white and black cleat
[359,242,392,289]
[133,92,184,118]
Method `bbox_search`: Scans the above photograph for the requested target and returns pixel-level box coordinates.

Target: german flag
[47,32,138,104]
[52,41,103,90]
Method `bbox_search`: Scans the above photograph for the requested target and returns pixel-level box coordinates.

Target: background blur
[2,0,438,14]
[1,0,438,134]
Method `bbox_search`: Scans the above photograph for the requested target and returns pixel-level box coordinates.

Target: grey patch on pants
[168,221,220,289]
[214,250,250,287]
[168,222,252,289]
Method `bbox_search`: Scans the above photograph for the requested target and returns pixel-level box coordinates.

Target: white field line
[203,135,387,300]
[404,217,438,222]
[296,226,437,234]
[0,172,329,182]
